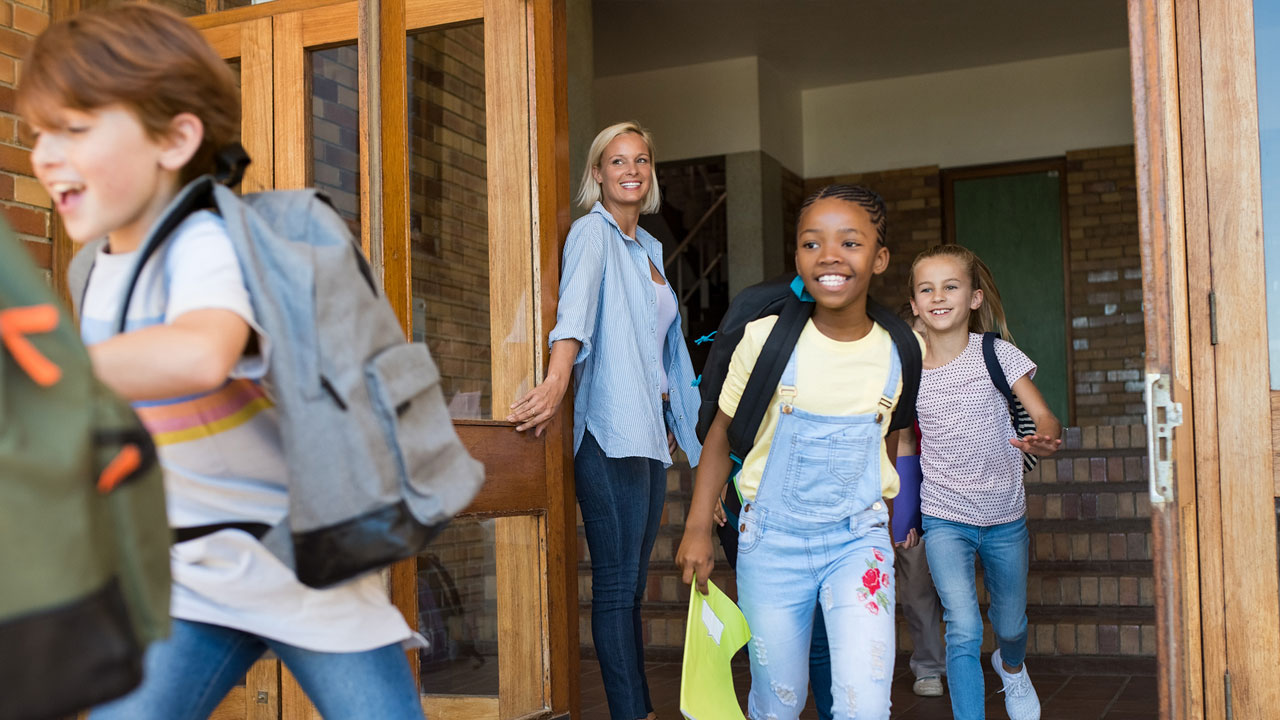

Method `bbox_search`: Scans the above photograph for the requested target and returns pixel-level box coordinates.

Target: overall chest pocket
[781,431,872,518]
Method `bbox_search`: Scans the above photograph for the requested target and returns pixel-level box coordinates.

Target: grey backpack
[70,168,485,589]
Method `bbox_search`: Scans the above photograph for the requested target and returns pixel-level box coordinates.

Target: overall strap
[726,296,812,463]
[778,345,800,413]
[876,340,903,423]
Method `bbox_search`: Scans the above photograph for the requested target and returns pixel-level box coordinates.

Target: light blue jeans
[922,514,1030,720]
[736,508,896,720]
[90,618,424,720]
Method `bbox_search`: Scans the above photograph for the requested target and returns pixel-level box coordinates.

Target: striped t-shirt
[81,211,414,652]
[917,333,1036,526]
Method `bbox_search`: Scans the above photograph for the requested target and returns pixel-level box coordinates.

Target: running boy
[19,6,424,718]
[678,184,924,720]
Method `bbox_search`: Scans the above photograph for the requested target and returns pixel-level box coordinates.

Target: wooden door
[1129,0,1280,717]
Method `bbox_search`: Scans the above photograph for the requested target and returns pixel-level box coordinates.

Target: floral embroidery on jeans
[854,550,891,614]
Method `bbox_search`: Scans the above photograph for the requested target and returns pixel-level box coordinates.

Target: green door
[951,170,1070,424]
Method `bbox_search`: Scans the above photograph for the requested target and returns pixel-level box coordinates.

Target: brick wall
[804,166,943,315]
[407,25,491,418]
[1065,146,1144,426]
[0,0,52,278]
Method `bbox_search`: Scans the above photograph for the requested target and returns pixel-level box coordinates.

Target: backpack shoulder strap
[867,299,920,431]
[726,295,812,462]
[67,239,106,321]
[982,331,1016,406]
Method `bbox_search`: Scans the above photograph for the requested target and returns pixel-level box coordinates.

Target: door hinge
[1145,373,1184,505]
[1209,291,1219,345]
[1225,669,1234,720]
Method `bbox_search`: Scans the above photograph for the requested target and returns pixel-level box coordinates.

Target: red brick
[2,202,45,236]
[0,143,28,174]
[22,238,49,267]
[0,26,32,59]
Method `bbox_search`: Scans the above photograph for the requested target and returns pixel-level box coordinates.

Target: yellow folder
[679,578,751,720]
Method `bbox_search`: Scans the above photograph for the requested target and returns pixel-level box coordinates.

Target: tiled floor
[578,655,1159,719]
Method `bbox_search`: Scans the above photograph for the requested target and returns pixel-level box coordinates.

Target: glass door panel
[310,43,362,238]
[408,22,493,419]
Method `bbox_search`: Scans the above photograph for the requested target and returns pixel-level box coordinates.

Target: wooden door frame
[1130,0,1280,718]
[940,156,1077,426]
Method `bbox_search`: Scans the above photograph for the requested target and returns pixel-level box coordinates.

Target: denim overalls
[735,344,900,720]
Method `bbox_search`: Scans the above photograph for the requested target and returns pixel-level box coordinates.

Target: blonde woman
[509,121,702,720]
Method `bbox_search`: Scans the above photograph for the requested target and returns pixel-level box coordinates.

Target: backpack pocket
[364,342,448,482]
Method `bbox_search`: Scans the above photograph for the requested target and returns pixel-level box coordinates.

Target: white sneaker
[912,675,944,697]
[991,649,1041,720]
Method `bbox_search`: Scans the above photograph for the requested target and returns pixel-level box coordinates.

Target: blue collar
[790,275,816,303]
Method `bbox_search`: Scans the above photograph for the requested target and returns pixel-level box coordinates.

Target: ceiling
[592,0,1130,89]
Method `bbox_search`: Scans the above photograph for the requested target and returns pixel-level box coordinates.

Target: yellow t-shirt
[717,317,925,503]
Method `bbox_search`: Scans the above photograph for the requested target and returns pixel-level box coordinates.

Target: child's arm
[1009,375,1063,456]
[88,309,251,401]
[676,409,734,595]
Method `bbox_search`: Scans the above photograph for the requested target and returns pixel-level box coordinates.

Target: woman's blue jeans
[922,514,1030,720]
[90,618,424,720]
[576,429,667,720]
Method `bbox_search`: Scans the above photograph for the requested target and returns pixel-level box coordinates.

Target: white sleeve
[163,212,270,378]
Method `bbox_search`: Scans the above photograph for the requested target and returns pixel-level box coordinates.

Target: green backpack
[0,227,170,720]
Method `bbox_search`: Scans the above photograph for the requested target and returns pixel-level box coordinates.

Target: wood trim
[272,12,309,190]
[1196,0,1280,718]
[189,0,351,29]
[496,514,548,717]
[456,422,548,515]
[529,0,577,714]
[940,157,1077,426]
[422,695,500,719]
[405,0,484,31]
[300,2,359,47]
[1174,0,1223,717]
[240,18,275,194]
[203,23,244,58]
[1129,1,1203,716]
[484,0,534,418]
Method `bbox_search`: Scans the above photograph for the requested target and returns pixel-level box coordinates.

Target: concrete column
[726,150,787,296]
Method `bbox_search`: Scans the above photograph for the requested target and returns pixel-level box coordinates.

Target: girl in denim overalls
[679,185,922,720]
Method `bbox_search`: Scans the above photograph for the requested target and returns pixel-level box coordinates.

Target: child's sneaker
[912,674,944,697]
[991,649,1041,720]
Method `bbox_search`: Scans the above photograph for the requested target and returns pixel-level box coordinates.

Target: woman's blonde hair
[909,244,1015,345]
[576,121,661,214]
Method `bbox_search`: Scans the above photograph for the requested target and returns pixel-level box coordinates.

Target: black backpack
[696,273,922,508]
[981,332,1039,474]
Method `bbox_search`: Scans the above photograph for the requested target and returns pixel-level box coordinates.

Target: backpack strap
[67,239,106,321]
[114,177,217,333]
[982,331,1016,405]
[725,295,812,464]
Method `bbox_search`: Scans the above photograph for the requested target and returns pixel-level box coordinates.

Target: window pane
[408,23,492,419]
[417,517,498,696]
[311,45,362,239]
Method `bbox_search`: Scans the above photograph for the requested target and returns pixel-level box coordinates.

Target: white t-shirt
[80,211,416,652]
[653,278,678,396]
[917,333,1037,526]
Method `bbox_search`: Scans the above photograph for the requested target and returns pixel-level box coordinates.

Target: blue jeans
[736,509,896,720]
[90,619,423,720]
[576,429,667,720]
[922,514,1030,720]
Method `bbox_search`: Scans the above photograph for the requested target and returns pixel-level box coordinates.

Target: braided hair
[799,184,888,247]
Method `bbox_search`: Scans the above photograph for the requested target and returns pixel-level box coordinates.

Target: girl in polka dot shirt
[908,244,1062,720]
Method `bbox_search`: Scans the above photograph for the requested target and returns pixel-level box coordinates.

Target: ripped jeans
[736,507,896,720]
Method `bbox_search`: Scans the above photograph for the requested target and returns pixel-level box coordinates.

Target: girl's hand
[668,430,678,457]
[712,484,728,526]
[894,527,920,549]
[676,530,715,595]
[1011,433,1062,457]
[507,374,568,436]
